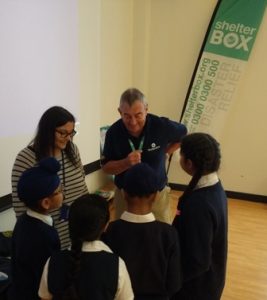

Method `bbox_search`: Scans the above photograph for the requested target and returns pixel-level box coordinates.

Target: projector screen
[0,0,100,198]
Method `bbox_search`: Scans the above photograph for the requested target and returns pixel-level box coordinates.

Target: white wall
[100,0,134,126]
[76,0,101,166]
[0,0,82,197]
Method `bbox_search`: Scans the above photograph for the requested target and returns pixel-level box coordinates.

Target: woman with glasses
[11,106,88,249]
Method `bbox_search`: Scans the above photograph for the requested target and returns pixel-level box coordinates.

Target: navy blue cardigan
[172,182,228,300]
[10,213,60,300]
[103,220,182,299]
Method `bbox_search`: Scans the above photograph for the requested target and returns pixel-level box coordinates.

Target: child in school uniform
[38,193,134,300]
[103,163,182,300]
[172,132,228,300]
[9,157,63,300]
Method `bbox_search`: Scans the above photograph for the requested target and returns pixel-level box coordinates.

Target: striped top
[11,142,89,249]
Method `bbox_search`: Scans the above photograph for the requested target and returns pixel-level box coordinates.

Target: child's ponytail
[52,193,109,299]
[179,133,221,201]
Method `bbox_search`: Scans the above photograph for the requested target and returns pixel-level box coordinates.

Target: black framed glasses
[56,129,77,138]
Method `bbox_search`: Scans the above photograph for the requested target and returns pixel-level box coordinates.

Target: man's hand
[166,142,181,156]
[102,150,142,175]
[127,150,142,166]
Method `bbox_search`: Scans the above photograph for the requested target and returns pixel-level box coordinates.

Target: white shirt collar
[26,209,53,226]
[120,211,155,223]
[82,240,113,253]
[196,172,219,189]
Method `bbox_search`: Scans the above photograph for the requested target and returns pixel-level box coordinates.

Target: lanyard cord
[61,150,66,196]
[128,135,145,151]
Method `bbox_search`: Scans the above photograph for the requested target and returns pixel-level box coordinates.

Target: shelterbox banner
[181,0,267,136]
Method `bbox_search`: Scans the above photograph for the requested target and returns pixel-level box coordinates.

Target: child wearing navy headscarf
[103,163,182,299]
[9,157,63,300]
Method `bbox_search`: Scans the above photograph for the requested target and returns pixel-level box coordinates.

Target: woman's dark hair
[30,106,77,165]
[56,193,110,300]
[180,132,221,200]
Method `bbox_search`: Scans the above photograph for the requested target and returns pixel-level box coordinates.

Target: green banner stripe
[205,0,267,61]
[180,0,266,137]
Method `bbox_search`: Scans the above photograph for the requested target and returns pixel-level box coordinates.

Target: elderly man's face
[118,100,148,137]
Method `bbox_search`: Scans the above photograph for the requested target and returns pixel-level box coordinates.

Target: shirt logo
[147,142,160,152]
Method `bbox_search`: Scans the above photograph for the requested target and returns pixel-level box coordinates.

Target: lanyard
[128,135,145,151]
[61,150,66,198]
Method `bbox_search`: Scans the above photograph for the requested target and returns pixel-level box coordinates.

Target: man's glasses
[56,129,77,138]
